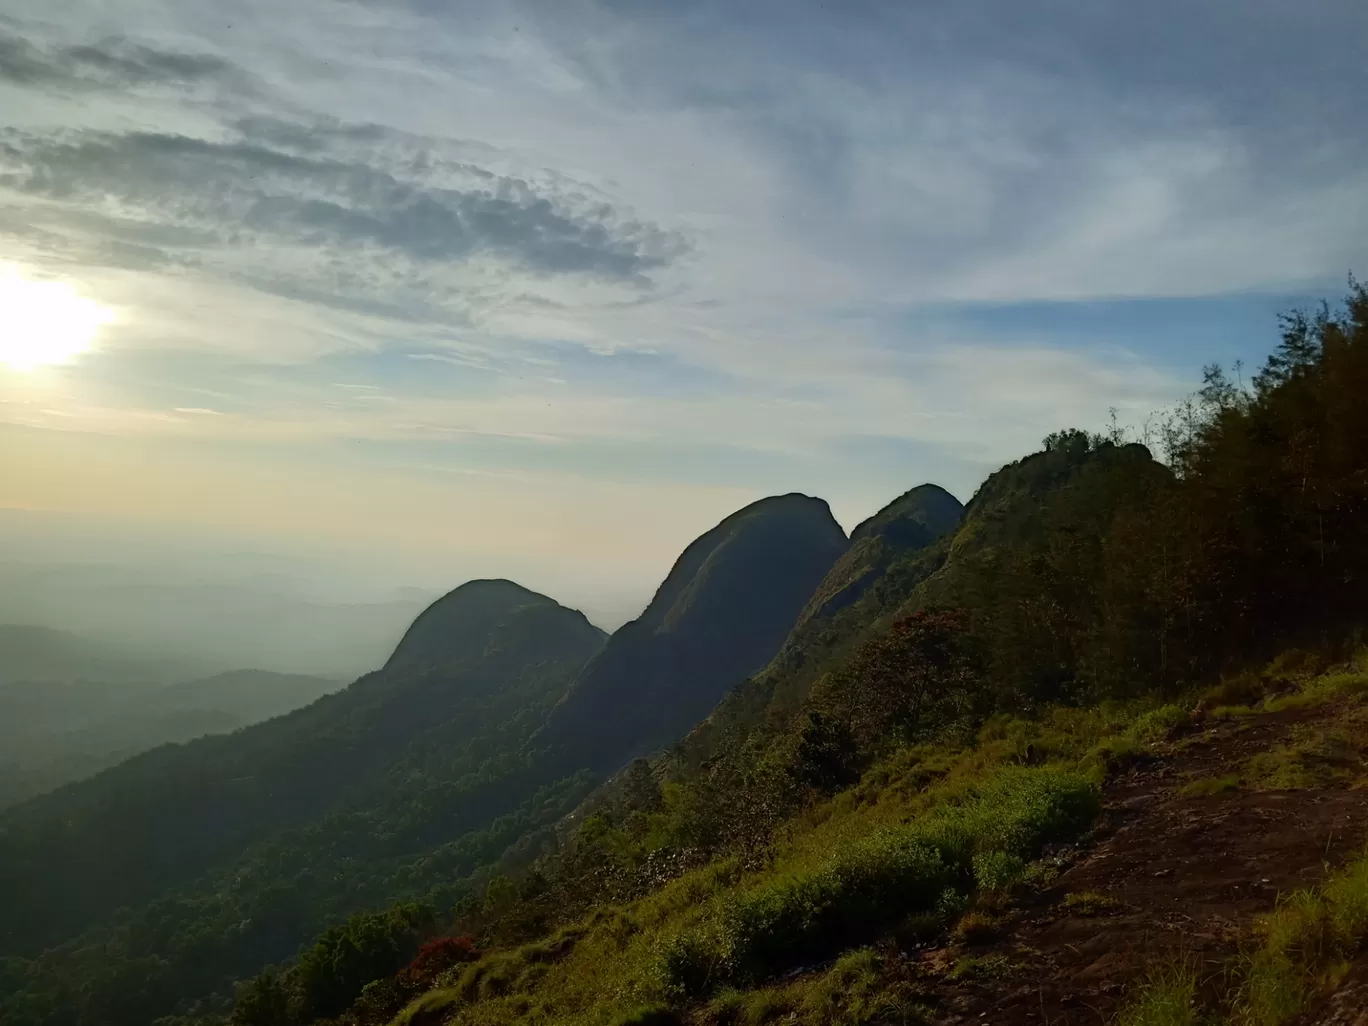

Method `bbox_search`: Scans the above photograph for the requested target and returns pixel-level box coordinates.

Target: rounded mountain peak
[384,579,592,673]
[849,483,964,546]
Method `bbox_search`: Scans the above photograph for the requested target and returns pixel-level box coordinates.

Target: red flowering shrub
[400,935,480,986]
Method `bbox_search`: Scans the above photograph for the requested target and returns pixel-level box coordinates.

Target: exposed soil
[918,703,1368,1025]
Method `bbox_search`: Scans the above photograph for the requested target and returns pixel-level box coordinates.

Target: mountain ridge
[530,492,848,775]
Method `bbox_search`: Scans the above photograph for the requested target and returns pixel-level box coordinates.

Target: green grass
[662,765,1098,992]
[1231,851,1368,1026]
[1128,705,1192,742]
[948,953,1018,982]
[390,989,462,1026]
[376,698,1217,1026]
[1178,774,1242,797]
[1114,963,1203,1026]
[1241,725,1364,791]
[950,910,1003,944]
[1060,890,1124,916]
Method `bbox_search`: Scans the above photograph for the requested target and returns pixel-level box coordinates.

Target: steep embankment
[533,493,848,776]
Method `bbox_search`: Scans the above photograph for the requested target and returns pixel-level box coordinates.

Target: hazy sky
[2,0,1366,627]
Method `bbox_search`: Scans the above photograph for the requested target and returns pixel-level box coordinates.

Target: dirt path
[919,704,1368,1025]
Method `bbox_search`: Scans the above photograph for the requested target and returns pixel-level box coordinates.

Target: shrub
[972,850,1025,892]
[400,935,479,986]
[662,766,1098,991]
[1082,735,1146,782]
[1128,705,1191,742]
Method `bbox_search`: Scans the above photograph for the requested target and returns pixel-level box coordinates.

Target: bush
[972,850,1025,892]
[662,766,1098,990]
[1128,705,1191,742]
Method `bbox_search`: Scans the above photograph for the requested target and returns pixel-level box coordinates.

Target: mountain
[144,669,343,722]
[385,579,581,673]
[794,482,964,628]
[668,484,964,763]
[0,581,606,1025]
[531,493,847,775]
[0,623,202,684]
[0,669,342,809]
[0,562,435,679]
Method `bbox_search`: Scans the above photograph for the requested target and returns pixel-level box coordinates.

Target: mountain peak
[384,579,596,673]
[532,493,847,773]
[849,483,964,546]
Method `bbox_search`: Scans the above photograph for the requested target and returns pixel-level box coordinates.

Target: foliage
[1232,850,1368,1025]
[1114,962,1203,1026]
[660,765,1097,993]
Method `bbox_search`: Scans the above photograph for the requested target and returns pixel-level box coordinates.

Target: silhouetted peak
[384,579,595,672]
[849,483,964,547]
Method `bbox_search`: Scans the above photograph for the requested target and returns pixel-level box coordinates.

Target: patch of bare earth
[919,704,1368,1025]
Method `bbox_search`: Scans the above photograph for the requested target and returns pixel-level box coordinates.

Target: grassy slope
[380,696,1186,1026]
[387,651,1368,1026]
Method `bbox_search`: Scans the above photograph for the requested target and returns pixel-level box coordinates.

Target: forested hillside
[0,582,607,1025]
[204,283,1368,1026]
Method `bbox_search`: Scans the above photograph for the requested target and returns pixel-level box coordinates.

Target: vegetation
[1114,963,1203,1026]
[4,283,1368,1025]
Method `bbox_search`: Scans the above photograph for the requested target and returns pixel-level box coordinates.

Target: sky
[1,0,1366,633]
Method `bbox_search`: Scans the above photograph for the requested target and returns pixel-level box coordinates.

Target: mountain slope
[0,623,200,684]
[0,582,606,1025]
[532,493,847,775]
[0,669,341,809]
[666,483,964,768]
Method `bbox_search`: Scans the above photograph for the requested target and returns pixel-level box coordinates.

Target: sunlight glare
[0,267,113,370]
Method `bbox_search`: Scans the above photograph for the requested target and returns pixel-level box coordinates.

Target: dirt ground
[917,703,1368,1025]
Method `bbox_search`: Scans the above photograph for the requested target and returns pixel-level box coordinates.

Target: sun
[0,268,113,370]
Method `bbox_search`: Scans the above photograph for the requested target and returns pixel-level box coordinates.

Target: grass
[703,948,930,1026]
[380,693,1273,1026]
[950,910,1003,944]
[1060,890,1124,917]
[662,765,1099,992]
[948,953,1018,982]
[1178,774,1242,797]
[1128,705,1193,743]
[1114,963,1203,1026]
[1241,723,1365,791]
[1230,850,1368,1026]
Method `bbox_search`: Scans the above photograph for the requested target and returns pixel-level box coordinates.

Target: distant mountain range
[0,483,963,1025]
[0,562,434,678]
[0,656,343,809]
[0,623,203,685]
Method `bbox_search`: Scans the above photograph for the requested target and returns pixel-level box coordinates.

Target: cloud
[0,124,686,282]
[0,28,239,91]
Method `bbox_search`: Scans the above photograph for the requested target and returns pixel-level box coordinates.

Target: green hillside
[211,285,1368,1026]
[0,582,607,1025]
[0,669,341,809]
